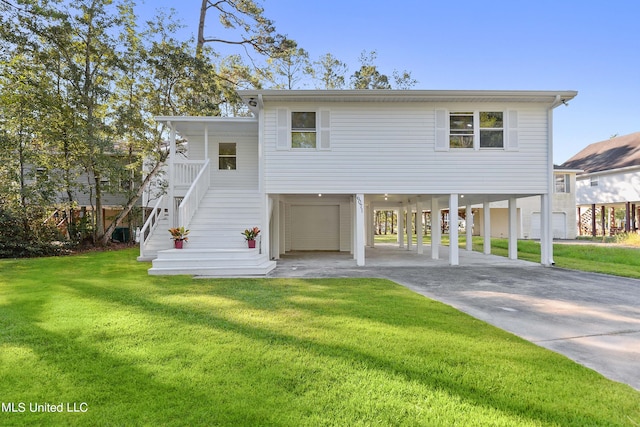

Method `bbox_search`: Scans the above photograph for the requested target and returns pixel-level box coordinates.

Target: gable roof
[560,132,640,174]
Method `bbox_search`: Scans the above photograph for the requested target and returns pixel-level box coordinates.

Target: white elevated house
[139,89,577,276]
[479,167,581,240]
[560,132,640,236]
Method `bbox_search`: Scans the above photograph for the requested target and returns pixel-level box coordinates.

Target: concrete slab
[268,244,640,390]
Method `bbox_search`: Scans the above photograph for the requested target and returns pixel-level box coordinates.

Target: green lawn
[375,234,640,279]
[1,249,638,426]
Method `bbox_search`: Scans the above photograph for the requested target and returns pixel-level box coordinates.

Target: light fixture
[248,98,257,107]
[318,193,322,197]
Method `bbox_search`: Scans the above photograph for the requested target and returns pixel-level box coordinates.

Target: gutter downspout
[543,95,561,266]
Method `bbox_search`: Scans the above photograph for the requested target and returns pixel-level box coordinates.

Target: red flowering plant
[241,227,260,241]
[168,227,190,241]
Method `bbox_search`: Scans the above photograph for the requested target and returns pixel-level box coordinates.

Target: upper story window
[219,143,237,170]
[449,111,504,149]
[555,174,570,193]
[291,112,316,149]
[590,176,599,187]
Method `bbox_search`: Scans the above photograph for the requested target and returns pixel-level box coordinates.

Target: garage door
[290,205,340,250]
[531,212,567,239]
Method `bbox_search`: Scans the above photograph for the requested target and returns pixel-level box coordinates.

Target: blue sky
[140,0,640,163]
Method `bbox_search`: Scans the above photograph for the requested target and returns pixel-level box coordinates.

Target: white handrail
[139,195,165,259]
[178,159,210,229]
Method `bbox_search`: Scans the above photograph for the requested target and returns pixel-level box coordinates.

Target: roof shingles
[560,132,640,174]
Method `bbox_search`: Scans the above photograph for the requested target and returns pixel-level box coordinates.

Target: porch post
[367,201,375,247]
[449,194,459,265]
[406,202,412,251]
[465,205,473,251]
[271,195,280,260]
[263,194,271,258]
[431,197,440,260]
[540,193,553,266]
[355,194,365,266]
[168,123,176,227]
[416,199,424,254]
[398,204,405,248]
[483,201,491,254]
[508,197,518,260]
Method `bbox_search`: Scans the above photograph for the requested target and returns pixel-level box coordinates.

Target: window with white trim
[291,112,316,148]
[219,143,236,170]
[555,174,570,193]
[590,176,599,187]
[449,111,504,149]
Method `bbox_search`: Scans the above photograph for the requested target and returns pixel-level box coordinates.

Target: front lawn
[0,249,638,426]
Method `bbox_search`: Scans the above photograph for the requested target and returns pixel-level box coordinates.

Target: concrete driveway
[268,244,640,390]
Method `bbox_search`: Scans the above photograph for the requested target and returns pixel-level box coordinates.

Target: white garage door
[531,212,567,239]
[291,205,340,250]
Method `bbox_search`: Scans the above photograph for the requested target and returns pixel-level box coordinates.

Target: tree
[312,53,348,89]
[196,0,294,59]
[350,50,391,90]
[350,50,417,90]
[265,46,311,89]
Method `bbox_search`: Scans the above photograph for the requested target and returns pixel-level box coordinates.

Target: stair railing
[178,158,210,230]
[139,195,165,259]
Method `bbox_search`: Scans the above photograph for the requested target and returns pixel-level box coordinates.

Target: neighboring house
[560,132,640,236]
[139,89,577,276]
[479,167,580,239]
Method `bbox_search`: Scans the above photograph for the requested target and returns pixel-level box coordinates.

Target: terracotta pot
[247,239,256,248]
[174,239,184,249]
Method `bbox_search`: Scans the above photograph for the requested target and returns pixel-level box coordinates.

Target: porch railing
[138,195,165,259]
[178,158,210,229]
[175,160,206,187]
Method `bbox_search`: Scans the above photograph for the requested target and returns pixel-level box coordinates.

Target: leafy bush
[0,206,65,258]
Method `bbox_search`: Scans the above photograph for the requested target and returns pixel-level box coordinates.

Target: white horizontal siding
[264,103,550,195]
[189,133,259,190]
[576,170,640,204]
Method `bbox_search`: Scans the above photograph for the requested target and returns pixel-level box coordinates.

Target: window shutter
[435,109,448,151]
[507,110,519,151]
[276,108,289,150]
[318,109,331,150]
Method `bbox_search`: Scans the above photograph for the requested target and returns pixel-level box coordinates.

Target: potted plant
[169,227,190,249]
[241,227,260,248]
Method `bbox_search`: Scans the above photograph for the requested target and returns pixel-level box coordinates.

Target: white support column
[398,205,405,248]
[271,195,280,260]
[355,194,365,266]
[366,202,374,247]
[262,193,271,258]
[541,194,554,266]
[168,123,176,227]
[431,197,440,260]
[483,201,491,254]
[416,199,424,254]
[508,197,518,260]
[406,203,412,251]
[465,205,473,251]
[204,124,209,160]
[449,194,459,265]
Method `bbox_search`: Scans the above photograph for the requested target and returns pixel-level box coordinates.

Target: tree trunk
[100,159,166,246]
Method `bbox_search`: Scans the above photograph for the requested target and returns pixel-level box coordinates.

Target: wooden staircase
[146,189,276,276]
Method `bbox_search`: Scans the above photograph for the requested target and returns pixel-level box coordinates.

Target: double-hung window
[555,174,570,193]
[291,112,316,149]
[219,143,237,170]
[449,111,504,149]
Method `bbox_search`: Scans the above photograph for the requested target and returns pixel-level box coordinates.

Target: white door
[290,205,340,250]
[531,212,567,239]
